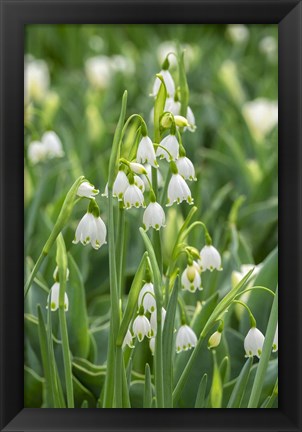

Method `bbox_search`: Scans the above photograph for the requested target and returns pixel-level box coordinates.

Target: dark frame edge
[0,0,301,431]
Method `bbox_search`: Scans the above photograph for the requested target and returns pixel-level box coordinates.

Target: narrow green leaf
[261,378,278,408]
[162,276,179,407]
[81,400,88,408]
[227,357,253,408]
[248,287,278,408]
[37,305,54,407]
[195,373,208,408]
[210,351,223,408]
[67,254,90,358]
[143,364,152,408]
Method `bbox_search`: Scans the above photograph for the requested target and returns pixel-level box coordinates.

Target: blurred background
[24,24,278,408]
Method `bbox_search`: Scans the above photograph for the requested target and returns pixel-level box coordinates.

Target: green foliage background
[24,24,278,408]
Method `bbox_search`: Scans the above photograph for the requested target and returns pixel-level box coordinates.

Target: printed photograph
[24,24,278,408]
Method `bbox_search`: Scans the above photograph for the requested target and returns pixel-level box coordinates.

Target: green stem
[24,251,46,298]
[248,287,278,408]
[59,307,74,407]
[47,296,62,407]
[114,346,123,407]
[103,190,120,407]
[116,204,125,298]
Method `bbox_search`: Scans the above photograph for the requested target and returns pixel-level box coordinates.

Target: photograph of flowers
[24,24,278,409]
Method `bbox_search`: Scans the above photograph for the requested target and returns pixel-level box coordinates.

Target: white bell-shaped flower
[134,175,145,193]
[47,282,69,312]
[123,183,145,209]
[138,282,156,313]
[156,134,179,161]
[181,263,202,292]
[53,266,69,282]
[113,170,129,201]
[132,314,152,342]
[152,69,175,97]
[141,164,164,191]
[77,181,99,198]
[272,324,278,352]
[150,307,166,335]
[244,327,265,358]
[208,331,222,349]
[42,131,64,159]
[73,213,107,250]
[176,324,197,353]
[136,136,158,168]
[129,162,147,175]
[176,156,196,181]
[143,201,166,231]
[167,173,193,206]
[198,245,222,271]
[25,58,50,102]
[242,98,278,140]
[165,97,181,115]
[27,141,47,164]
[186,106,196,132]
[149,337,156,355]
[102,183,108,198]
[122,329,134,349]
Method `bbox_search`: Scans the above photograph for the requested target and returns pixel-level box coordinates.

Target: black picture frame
[0,0,301,430]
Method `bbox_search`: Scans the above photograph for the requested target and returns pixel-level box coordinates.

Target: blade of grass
[195,373,208,408]
[227,357,253,408]
[143,364,152,408]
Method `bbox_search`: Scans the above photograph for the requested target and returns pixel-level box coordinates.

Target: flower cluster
[27,131,64,164]
[122,278,167,354]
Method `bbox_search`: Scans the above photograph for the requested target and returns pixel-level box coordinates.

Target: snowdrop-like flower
[272,324,278,352]
[113,170,129,201]
[165,97,181,115]
[47,282,69,312]
[181,263,202,292]
[242,98,278,140]
[152,69,175,97]
[27,141,47,164]
[141,164,164,191]
[25,57,50,102]
[136,136,158,168]
[122,329,134,349]
[149,337,155,355]
[53,266,70,282]
[85,55,112,90]
[156,134,179,161]
[143,201,166,231]
[42,131,64,159]
[134,175,145,193]
[226,24,249,44]
[138,282,156,313]
[198,245,222,272]
[110,55,135,75]
[77,181,99,199]
[123,183,145,209]
[150,308,166,335]
[167,173,193,206]
[73,213,107,250]
[186,106,196,132]
[102,183,108,198]
[176,156,196,181]
[259,36,277,60]
[208,331,222,349]
[132,314,152,342]
[129,162,147,175]
[176,325,197,353]
[244,327,265,358]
